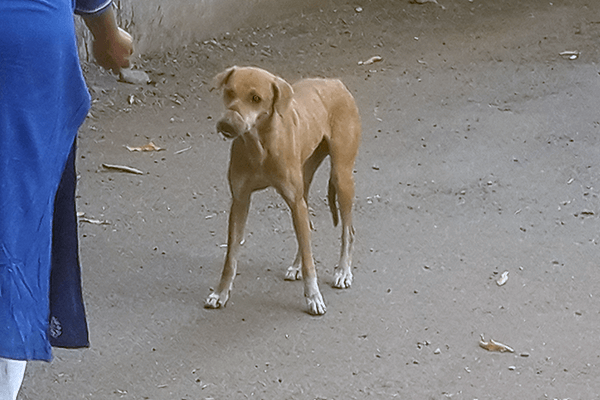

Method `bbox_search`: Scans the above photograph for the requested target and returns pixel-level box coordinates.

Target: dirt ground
[18,0,600,398]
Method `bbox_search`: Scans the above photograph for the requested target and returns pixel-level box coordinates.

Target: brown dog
[204,66,361,315]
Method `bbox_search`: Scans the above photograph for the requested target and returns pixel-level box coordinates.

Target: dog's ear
[210,66,236,92]
[271,76,293,116]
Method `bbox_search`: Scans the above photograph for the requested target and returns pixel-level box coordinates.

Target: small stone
[434,348,441,355]
[119,68,150,85]
[520,352,530,357]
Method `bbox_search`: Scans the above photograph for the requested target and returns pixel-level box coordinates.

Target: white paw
[332,268,353,289]
[204,291,228,309]
[284,266,303,281]
[305,292,326,315]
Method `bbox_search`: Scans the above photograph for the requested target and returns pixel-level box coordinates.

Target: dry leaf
[79,217,110,225]
[102,163,144,175]
[479,334,514,353]
[125,142,164,152]
[410,0,445,9]
[359,56,383,65]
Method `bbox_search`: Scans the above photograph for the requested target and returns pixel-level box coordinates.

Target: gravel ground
[20,0,600,398]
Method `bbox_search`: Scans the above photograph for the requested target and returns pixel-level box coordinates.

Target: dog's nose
[216,120,238,139]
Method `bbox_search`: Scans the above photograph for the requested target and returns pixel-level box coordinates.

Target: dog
[204,66,361,315]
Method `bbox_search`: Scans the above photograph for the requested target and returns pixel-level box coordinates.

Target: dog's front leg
[281,189,326,315]
[205,193,251,309]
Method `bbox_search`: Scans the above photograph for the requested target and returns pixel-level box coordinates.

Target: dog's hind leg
[205,192,251,309]
[328,124,360,289]
[329,162,356,289]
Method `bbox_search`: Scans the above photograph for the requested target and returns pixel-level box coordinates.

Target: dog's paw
[332,268,353,289]
[204,291,228,309]
[305,292,327,315]
[284,266,303,281]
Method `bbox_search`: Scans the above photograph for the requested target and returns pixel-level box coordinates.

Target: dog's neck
[240,127,267,164]
[239,111,288,165]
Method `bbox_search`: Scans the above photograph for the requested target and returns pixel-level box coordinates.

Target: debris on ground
[479,334,515,353]
[101,163,144,175]
[358,56,382,65]
[174,146,192,155]
[78,213,110,225]
[119,68,151,85]
[559,50,580,60]
[496,270,509,286]
[125,142,164,152]
[410,0,445,9]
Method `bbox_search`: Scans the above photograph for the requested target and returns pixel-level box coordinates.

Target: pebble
[119,68,150,85]
[496,270,509,286]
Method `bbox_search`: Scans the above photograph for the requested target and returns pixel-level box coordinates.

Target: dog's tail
[327,178,339,227]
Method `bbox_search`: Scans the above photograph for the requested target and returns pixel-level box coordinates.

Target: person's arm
[80,5,133,72]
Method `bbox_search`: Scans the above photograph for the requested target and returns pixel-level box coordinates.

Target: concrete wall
[78,0,324,58]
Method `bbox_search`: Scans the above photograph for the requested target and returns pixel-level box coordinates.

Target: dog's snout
[216,110,247,139]
[216,120,238,139]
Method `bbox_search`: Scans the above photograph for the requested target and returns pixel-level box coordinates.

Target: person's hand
[92,27,133,72]
[83,7,134,72]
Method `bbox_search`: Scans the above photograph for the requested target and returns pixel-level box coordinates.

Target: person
[0,1,133,399]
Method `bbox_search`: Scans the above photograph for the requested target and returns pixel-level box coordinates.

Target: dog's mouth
[216,119,240,139]
[216,109,251,140]
[216,109,270,140]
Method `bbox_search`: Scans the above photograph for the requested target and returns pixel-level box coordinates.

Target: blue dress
[0,0,111,361]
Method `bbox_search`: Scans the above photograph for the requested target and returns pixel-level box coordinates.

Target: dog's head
[211,66,293,139]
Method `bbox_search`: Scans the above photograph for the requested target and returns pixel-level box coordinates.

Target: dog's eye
[252,95,261,103]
